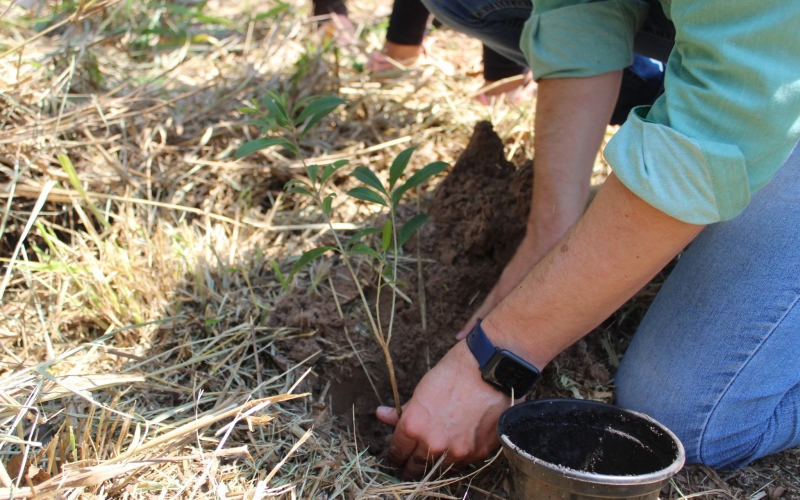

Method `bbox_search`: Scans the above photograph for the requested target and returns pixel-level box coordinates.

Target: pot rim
[498,399,686,486]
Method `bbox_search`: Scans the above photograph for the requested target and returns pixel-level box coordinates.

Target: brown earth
[269,121,613,455]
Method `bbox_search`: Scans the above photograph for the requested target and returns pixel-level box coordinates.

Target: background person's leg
[616,143,800,469]
[369,0,432,72]
[386,0,431,46]
[313,0,348,16]
[482,45,526,82]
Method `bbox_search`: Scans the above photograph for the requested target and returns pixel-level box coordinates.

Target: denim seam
[697,292,800,464]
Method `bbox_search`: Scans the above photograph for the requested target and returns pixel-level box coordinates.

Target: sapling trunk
[292,133,403,417]
[385,210,399,344]
[375,260,404,417]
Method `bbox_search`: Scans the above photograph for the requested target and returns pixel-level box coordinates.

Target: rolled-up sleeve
[521,0,649,80]
[605,1,800,224]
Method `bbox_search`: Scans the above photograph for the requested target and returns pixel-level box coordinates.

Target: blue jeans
[616,143,800,469]
[420,0,668,124]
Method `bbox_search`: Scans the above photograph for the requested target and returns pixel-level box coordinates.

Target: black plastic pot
[497,399,685,500]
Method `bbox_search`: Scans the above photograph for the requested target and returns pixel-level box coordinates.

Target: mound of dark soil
[269,121,612,454]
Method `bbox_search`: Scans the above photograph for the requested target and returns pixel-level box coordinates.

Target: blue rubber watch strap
[466,321,496,370]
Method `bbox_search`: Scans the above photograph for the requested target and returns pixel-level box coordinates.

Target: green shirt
[521,0,800,224]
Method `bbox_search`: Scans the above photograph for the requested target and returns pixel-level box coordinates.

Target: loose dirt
[269,121,611,455]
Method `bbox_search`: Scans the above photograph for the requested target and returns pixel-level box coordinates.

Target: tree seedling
[236,92,447,416]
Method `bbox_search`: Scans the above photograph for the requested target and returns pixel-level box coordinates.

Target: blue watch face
[466,321,540,396]
[485,350,540,396]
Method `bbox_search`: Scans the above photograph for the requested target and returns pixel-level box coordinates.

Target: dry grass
[0,0,797,498]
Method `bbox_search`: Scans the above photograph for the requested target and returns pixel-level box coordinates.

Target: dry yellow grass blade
[0,180,55,300]
[35,373,146,403]
[105,394,307,466]
[0,183,362,230]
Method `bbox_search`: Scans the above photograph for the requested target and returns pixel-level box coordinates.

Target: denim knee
[615,367,706,465]
[617,372,800,469]
[615,372,723,467]
[615,145,800,469]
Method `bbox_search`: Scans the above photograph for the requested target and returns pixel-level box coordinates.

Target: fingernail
[376,406,392,417]
[455,330,467,340]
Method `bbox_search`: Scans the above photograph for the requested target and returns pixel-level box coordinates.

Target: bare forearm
[459,72,627,336]
[485,174,705,368]
[527,73,621,249]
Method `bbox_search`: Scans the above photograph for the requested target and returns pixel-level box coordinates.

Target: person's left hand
[375,340,514,480]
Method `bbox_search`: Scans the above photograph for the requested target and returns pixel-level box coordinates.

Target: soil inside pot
[504,409,679,476]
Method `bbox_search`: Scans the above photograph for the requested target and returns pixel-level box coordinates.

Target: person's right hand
[456,232,549,340]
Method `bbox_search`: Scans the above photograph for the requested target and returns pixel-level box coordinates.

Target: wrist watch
[466,321,541,397]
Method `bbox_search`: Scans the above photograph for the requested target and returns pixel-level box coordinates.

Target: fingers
[377,342,507,480]
[375,406,399,426]
[386,419,419,468]
[401,444,436,480]
[457,312,484,340]
[402,446,478,480]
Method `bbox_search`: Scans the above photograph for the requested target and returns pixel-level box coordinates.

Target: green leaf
[306,164,319,185]
[243,118,276,136]
[284,179,311,190]
[322,193,335,216]
[398,214,430,247]
[295,96,346,135]
[348,186,388,207]
[294,94,319,111]
[261,94,290,128]
[349,243,379,259]
[288,186,313,197]
[290,246,337,277]
[271,260,289,292]
[238,106,256,114]
[234,137,292,160]
[320,159,348,184]
[346,227,382,248]
[351,166,387,195]
[267,90,287,108]
[392,161,448,206]
[295,96,346,124]
[381,220,392,252]
[243,119,272,131]
[388,146,416,189]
